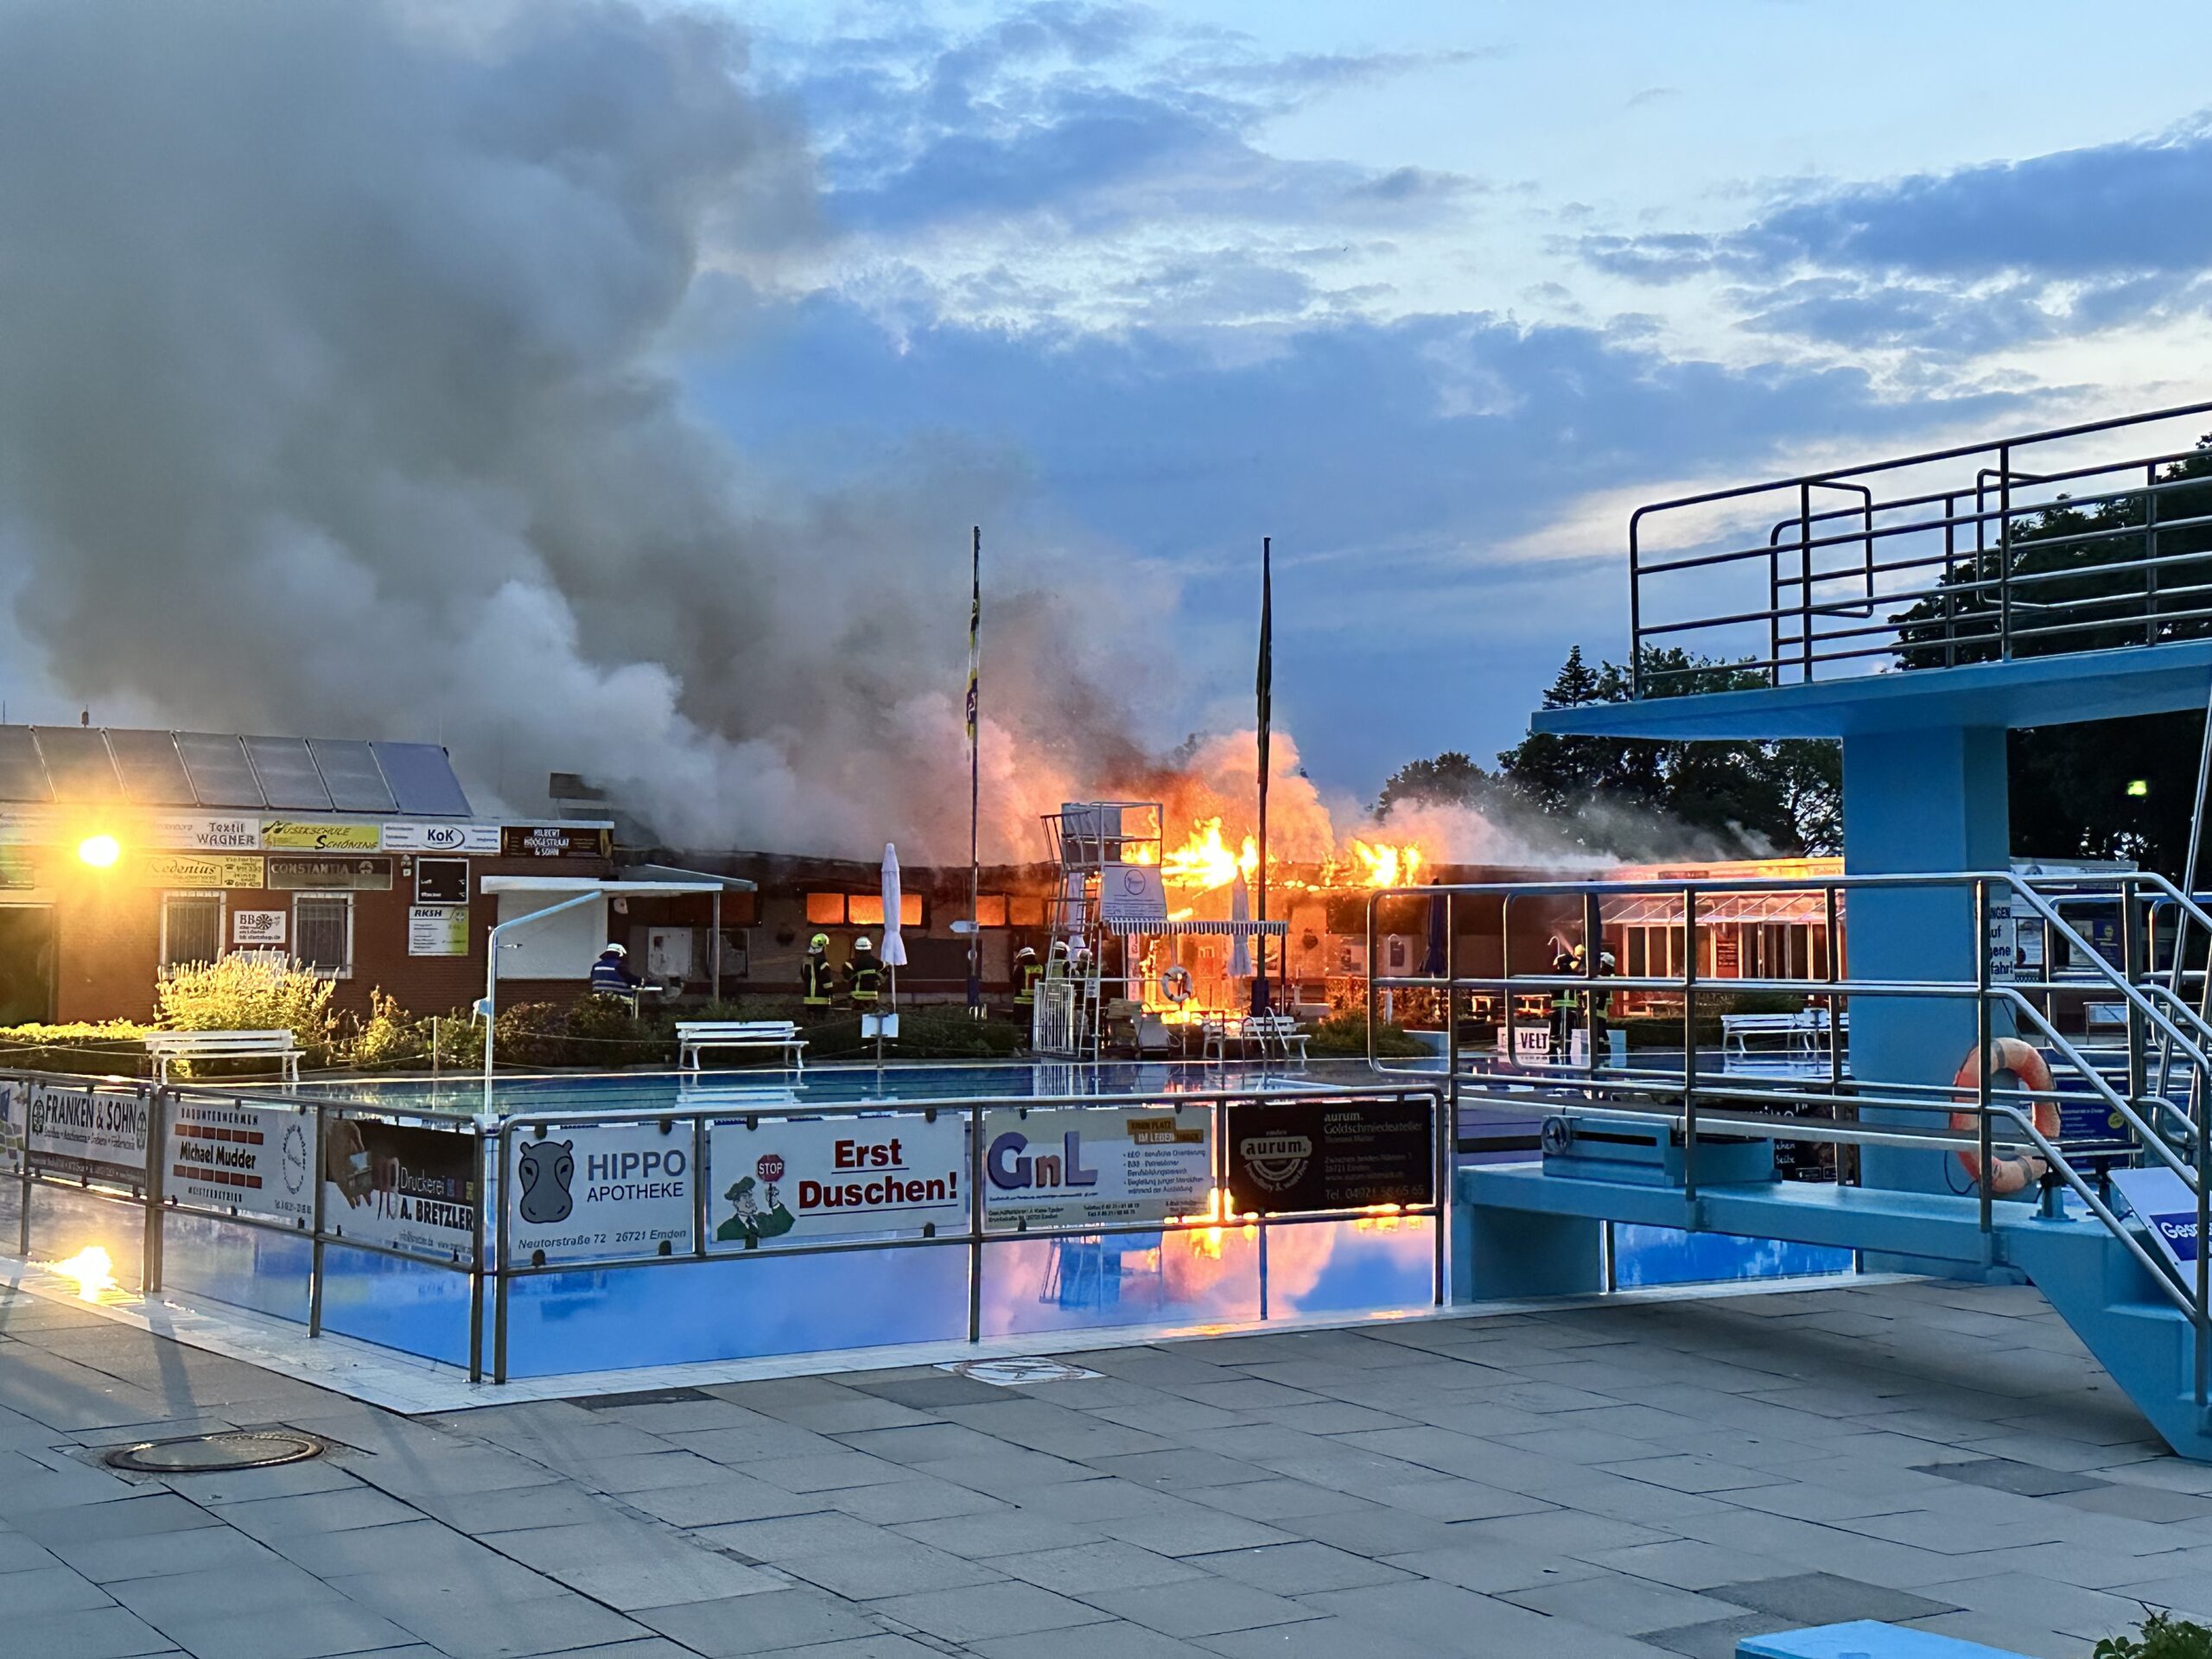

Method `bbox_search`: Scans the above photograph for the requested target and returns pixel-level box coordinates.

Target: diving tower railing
[1364,868,2212,1419]
[1627,398,2212,693]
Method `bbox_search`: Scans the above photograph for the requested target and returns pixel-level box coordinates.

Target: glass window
[161,893,223,970]
[294,894,353,976]
[976,894,1009,928]
[804,893,848,925]
[847,894,923,928]
[1008,897,1046,927]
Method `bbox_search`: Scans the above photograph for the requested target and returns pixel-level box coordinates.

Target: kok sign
[982,1104,1212,1232]
[506,1122,696,1267]
[707,1116,966,1249]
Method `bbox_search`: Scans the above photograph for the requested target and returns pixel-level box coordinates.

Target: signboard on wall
[706,1115,967,1249]
[232,909,287,947]
[1225,1096,1432,1217]
[268,855,392,891]
[506,1122,696,1265]
[502,825,610,859]
[262,820,382,851]
[2113,1166,2201,1274]
[408,906,468,957]
[384,823,500,854]
[164,1097,315,1223]
[0,1078,149,1185]
[1097,864,1166,925]
[149,815,260,850]
[321,1116,478,1262]
[415,858,468,906]
[136,853,264,888]
[981,1104,1212,1232]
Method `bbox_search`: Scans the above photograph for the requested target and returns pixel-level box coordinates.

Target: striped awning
[1098,918,1288,937]
[1602,891,1835,925]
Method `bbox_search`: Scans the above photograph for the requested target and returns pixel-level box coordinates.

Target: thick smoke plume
[0,0,1151,860]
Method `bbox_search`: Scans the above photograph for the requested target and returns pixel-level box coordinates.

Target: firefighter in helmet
[845,936,882,1006]
[1014,944,1043,1008]
[800,933,835,1014]
[1548,934,1581,1059]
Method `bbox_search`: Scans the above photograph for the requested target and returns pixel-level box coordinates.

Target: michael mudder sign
[1226,1096,1433,1216]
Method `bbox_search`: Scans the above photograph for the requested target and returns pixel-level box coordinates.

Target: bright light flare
[77,834,121,868]
[47,1245,117,1301]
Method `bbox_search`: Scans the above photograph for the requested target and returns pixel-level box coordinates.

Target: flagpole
[1255,535,1271,1016]
[966,525,982,1018]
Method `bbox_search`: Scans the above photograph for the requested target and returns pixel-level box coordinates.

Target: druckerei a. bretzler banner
[321,1116,479,1262]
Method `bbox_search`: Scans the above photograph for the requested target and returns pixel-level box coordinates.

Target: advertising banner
[1225,1096,1433,1217]
[321,1116,478,1262]
[408,906,469,956]
[149,815,261,850]
[415,858,469,905]
[0,1078,149,1185]
[165,1096,316,1223]
[2113,1167,2202,1273]
[263,820,382,851]
[136,853,264,888]
[502,824,611,859]
[507,1122,696,1266]
[267,855,392,891]
[232,909,287,947]
[706,1115,966,1250]
[1097,863,1167,925]
[383,822,501,854]
[982,1104,1212,1232]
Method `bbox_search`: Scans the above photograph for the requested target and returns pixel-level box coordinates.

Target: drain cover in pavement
[938,1357,1102,1387]
[104,1431,326,1474]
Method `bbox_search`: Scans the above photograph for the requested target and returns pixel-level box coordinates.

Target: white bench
[1721,1009,1843,1063]
[676,1020,806,1074]
[143,1029,302,1085]
[1199,1014,1308,1065]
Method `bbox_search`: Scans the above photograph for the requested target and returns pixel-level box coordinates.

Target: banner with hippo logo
[706,1115,966,1250]
[505,1121,696,1267]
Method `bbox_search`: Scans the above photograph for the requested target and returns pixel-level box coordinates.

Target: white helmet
[855,936,874,950]
[604,943,626,956]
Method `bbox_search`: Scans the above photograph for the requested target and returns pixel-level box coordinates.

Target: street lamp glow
[77,833,122,868]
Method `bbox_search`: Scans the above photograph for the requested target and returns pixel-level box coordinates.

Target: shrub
[1307,1010,1430,1058]
[0,1021,153,1077]
[2095,1610,2212,1658]
[156,955,338,1071]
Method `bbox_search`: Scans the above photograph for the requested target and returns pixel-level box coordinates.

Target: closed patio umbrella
[877,844,908,1061]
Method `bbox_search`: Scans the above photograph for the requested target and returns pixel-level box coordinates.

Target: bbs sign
[506,1122,696,1267]
[1225,1096,1433,1217]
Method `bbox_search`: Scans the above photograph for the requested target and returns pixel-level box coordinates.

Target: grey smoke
[0,0,1147,859]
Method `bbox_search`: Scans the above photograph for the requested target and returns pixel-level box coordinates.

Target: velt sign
[506,1122,695,1266]
[982,1104,1212,1231]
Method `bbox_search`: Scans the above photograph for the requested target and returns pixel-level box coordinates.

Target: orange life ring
[1160,965,1195,1005]
[1951,1038,2058,1196]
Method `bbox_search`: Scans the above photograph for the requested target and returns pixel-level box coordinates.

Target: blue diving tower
[1374,401,2212,1461]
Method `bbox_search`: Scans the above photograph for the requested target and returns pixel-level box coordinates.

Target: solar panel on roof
[32,728,124,801]
[105,729,198,804]
[174,733,265,808]
[0,728,51,803]
[307,738,397,814]
[241,735,334,810]
[372,742,471,817]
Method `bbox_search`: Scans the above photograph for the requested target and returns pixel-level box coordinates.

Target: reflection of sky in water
[1612,1224,1853,1288]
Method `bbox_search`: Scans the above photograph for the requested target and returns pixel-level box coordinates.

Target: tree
[1492,645,1841,855]
[1376,751,1499,816]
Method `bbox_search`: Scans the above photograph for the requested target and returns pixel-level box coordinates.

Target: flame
[1346,839,1422,888]
[1160,818,1259,892]
[47,1245,117,1302]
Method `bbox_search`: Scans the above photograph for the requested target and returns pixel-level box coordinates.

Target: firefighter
[1014,944,1043,1008]
[845,936,882,1006]
[1548,935,1581,1059]
[1592,946,1618,1059]
[800,933,835,1014]
[588,942,641,1007]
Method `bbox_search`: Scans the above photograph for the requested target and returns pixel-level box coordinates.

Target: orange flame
[1160,817,1260,892]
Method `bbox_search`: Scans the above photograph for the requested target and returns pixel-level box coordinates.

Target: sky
[683,0,2212,798]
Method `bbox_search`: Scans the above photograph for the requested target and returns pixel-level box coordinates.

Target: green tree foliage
[1485,645,1841,855]
[1376,750,1501,815]
[1893,441,2212,874]
[2093,1608,2212,1658]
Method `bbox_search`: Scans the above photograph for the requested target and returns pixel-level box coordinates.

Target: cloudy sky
[686,0,2212,796]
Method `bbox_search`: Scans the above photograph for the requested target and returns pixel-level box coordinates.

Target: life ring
[1951,1038,2059,1196]
[1160,965,1195,1005]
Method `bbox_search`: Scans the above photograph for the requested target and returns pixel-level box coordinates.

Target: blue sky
[667,0,2212,801]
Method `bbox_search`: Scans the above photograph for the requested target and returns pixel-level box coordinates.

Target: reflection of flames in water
[46,1245,118,1301]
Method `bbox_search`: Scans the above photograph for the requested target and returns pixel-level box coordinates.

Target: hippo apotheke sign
[506,1123,696,1267]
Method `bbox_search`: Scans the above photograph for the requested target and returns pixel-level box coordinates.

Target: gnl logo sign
[1237,1132,1312,1192]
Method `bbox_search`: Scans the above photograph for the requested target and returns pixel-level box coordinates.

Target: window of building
[293,894,353,977]
[975,894,1009,928]
[1008,896,1046,928]
[804,892,849,925]
[848,893,923,928]
[161,892,223,971]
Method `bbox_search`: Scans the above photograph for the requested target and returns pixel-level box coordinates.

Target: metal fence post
[493,1121,512,1384]
[1998,442,2014,660]
[468,1122,486,1386]
[1682,889,1700,1204]
[308,1102,327,1338]
[1430,1088,1446,1306]
[2145,461,2160,645]
[966,1103,984,1344]
[142,1085,165,1294]
[1975,880,1994,1241]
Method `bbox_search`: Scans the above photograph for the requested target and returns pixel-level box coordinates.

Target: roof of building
[0,726,472,817]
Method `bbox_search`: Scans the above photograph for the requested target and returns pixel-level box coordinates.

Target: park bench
[1242,1014,1309,1065]
[676,1020,807,1074]
[1720,1008,1844,1065]
[143,1029,303,1086]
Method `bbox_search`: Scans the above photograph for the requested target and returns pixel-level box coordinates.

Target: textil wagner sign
[0,1079,149,1185]
[507,1123,696,1266]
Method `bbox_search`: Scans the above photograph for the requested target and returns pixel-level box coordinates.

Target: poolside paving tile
[778,1535,1006,1600]
[632,1587,885,1656]
[486,1521,783,1607]
[866,1580,1111,1642]
[0,1603,182,1658]
[991,1540,1203,1593]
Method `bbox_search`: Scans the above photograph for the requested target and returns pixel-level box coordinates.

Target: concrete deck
[4,1278,2211,1659]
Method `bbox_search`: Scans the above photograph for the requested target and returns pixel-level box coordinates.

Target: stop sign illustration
[757,1154,785,1183]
